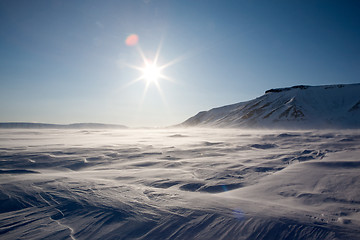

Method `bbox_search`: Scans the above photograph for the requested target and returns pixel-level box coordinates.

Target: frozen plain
[0,128,360,239]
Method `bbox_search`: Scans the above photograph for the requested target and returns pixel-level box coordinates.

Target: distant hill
[0,122,128,129]
[180,83,360,129]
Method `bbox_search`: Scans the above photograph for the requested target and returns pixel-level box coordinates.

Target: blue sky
[1,0,359,127]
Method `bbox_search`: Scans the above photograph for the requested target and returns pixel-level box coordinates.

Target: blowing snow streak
[0,128,360,239]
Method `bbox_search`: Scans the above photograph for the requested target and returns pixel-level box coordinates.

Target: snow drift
[1,128,360,239]
[181,83,360,129]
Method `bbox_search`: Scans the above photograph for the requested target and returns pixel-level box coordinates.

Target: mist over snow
[181,83,360,129]
[0,123,128,129]
[1,128,360,239]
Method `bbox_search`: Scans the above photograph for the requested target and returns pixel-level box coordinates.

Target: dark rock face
[265,85,310,94]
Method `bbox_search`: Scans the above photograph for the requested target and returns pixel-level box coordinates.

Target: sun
[142,62,161,84]
[123,39,182,102]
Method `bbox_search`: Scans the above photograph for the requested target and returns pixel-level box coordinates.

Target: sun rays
[123,39,179,104]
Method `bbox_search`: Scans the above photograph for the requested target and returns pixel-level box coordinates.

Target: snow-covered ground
[1,128,360,239]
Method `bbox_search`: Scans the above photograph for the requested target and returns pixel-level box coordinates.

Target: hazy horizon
[1,81,359,129]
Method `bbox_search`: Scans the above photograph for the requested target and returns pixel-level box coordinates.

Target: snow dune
[0,128,360,239]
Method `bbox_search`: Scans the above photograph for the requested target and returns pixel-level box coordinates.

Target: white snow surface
[181,84,360,129]
[1,128,360,239]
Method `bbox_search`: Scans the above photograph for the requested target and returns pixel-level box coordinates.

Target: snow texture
[1,128,360,239]
[181,84,360,129]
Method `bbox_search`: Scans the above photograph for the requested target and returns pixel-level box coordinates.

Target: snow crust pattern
[1,128,360,239]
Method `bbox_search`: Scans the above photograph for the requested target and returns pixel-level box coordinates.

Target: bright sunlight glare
[142,62,161,83]
[123,37,187,104]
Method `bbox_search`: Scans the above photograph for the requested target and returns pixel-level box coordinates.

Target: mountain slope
[181,84,360,129]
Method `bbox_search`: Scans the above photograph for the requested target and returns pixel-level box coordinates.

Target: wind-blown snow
[181,84,360,129]
[1,128,360,239]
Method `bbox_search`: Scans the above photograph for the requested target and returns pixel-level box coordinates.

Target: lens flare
[125,34,139,46]
[233,209,246,221]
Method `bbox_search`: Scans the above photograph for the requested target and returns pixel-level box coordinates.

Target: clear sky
[1,0,359,127]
